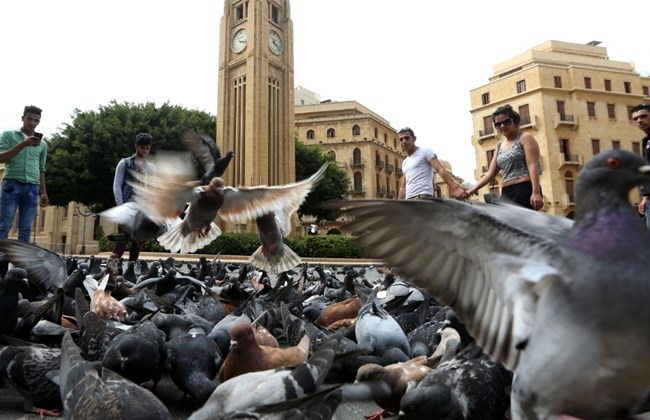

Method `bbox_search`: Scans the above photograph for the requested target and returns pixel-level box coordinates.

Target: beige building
[470,40,650,217]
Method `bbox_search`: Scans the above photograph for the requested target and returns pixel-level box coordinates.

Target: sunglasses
[494,119,514,128]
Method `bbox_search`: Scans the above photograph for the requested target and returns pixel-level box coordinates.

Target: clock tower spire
[217,0,295,191]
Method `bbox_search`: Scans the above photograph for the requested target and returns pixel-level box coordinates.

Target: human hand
[530,192,544,211]
[453,186,469,201]
[639,196,648,215]
[25,136,41,147]
[39,193,48,207]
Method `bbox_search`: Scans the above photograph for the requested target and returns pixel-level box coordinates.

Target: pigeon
[249,211,302,274]
[101,320,167,387]
[57,331,172,420]
[165,327,223,402]
[0,344,61,416]
[218,322,310,382]
[180,128,235,184]
[89,274,126,322]
[188,332,342,419]
[100,201,180,242]
[399,343,512,419]
[331,150,650,419]
[354,355,434,418]
[0,268,28,335]
[130,156,328,254]
[0,239,66,295]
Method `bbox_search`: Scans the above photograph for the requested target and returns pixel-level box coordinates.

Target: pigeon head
[576,150,650,202]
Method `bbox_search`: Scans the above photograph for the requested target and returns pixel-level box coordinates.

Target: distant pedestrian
[632,103,650,227]
[0,105,48,242]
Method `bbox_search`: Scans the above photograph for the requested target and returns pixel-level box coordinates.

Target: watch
[231,28,248,54]
[268,30,283,55]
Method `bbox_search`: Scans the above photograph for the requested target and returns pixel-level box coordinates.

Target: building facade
[470,40,650,217]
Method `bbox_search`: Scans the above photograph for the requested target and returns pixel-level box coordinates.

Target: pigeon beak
[229,339,237,351]
[640,164,650,174]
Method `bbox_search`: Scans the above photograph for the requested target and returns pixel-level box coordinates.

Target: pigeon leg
[31,407,61,418]
[365,409,391,420]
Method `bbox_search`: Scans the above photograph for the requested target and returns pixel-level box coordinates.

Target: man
[111,133,155,261]
[0,105,48,242]
[397,127,468,200]
[633,103,650,227]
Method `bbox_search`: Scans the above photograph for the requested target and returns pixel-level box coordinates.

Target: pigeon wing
[0,239,67,293]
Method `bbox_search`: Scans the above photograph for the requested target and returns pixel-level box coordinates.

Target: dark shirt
[641,134,650,196]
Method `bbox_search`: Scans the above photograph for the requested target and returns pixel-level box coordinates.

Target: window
[607,103,616,119]
[353,172,363,193]
[559,139,571,161]
[270,4,279,24]
[633,142,641,155]
[235,3,247,22]
[612,140,621,150]
[554,75,562,88]
[306,129,315,140]
[374,128,378,139]
[384,133,387,144]
[486,149,495,169]
[556,100,566,119]
[518,104,531,125]
[592,139,600,155]
[565,171,575,203]
[604,79,611,91]
[628,106,636,120]
[587,101,596,118]
[375,151,381,165]
[624,81,632,93]
[644,86,649,97]
[352,148,362,165]
[516,80,526,93]
[375,173,381,193]
[326,128,335,138]
[584,77,592,89]
[482,115,494,135]
[326,150,336,161]
[352,125,360,136]
[481,92,490,105]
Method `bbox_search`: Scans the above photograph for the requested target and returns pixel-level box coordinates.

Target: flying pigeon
[179,128,234,184]
[0,239,66,295]
[330,150,650,419]
[129,156,328,254]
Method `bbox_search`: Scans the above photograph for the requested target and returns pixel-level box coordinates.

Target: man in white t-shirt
[397,127,468,200]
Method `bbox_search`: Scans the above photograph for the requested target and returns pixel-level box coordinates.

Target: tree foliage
[46,101,216,211]
[295,140,349,222]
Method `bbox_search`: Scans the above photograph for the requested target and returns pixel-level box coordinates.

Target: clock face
[231,28,248,54]
[268,30,283,55]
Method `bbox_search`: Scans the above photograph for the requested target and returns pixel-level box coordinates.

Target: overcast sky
[1,0,648,181]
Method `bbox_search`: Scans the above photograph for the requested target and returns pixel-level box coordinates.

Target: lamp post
[75,206,94,255]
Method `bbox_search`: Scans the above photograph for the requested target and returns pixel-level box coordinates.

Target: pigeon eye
[606,158,621,169]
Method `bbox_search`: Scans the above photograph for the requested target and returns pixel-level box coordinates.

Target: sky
[1,0,648,182]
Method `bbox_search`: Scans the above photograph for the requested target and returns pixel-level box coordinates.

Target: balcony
[558,153,583,169]
[386,190,395,199]
[351,188,366,197]
[386,163,395,174]
[375,161,385,171]
[350,157,364,168]
[376,187,386,197]
[560,192,575,209]
[554,113,578,130]
[396,168,403,177]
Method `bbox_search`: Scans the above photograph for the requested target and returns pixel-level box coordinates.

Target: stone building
[470,40,650,217]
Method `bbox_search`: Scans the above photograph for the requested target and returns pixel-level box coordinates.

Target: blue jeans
[0,179,39,242]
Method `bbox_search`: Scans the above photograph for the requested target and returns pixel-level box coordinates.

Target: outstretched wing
[0,239,67,293]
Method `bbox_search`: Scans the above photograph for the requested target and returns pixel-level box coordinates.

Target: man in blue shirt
[0,105,48,242]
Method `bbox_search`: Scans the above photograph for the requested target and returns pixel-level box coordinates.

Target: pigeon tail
[249,243,301,274]
[157,222,221,254]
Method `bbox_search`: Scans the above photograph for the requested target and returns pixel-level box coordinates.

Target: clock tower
[217,0,295,192]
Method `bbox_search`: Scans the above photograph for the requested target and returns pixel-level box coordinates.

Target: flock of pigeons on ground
[0,143,650,419]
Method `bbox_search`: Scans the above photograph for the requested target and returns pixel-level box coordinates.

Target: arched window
[354,172,363,192]
[375,151,381,164]
[384,133,387,143]
[326,150,336,160]
[375,173,381,193]
[374,127,378,139]
[352,148,362,165]
[352,125,361,136]
[306,129,315,140]
[327,128,335,138]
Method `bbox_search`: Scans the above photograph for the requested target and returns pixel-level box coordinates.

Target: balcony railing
[351,188,366,196]
[558,153,583,169]
[386,190,395,198]
[376,187,386,197]
[350,157,364,168]
[396,168,403,177]
[375,161,385,171]
[554,113,578,129]
[386,163,395,174]
[479,127,495,137]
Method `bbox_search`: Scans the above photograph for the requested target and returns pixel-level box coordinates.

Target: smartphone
[34,132,43,140]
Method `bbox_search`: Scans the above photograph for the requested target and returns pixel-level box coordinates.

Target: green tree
[46,101,217,211]
[295,140,349,222]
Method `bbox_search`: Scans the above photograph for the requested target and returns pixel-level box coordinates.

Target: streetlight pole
[76,206,94,255]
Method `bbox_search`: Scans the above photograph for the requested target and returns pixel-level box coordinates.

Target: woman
[468,105,543,210]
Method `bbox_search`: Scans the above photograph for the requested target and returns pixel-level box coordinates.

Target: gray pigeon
[179,128,234,184]
[0,240,66,295]
[58,331,172,420]
[331,150,650,419]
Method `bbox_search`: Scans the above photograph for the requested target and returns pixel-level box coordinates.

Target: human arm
[113,159,126,205]
[467,150,500,196]
[639,196,649,215]
[39,172,48,207]
[0,133,41,163]
[429,157,468,200]
[521,133,544,210]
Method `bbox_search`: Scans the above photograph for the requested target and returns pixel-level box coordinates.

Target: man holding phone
[0,105,48,242]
